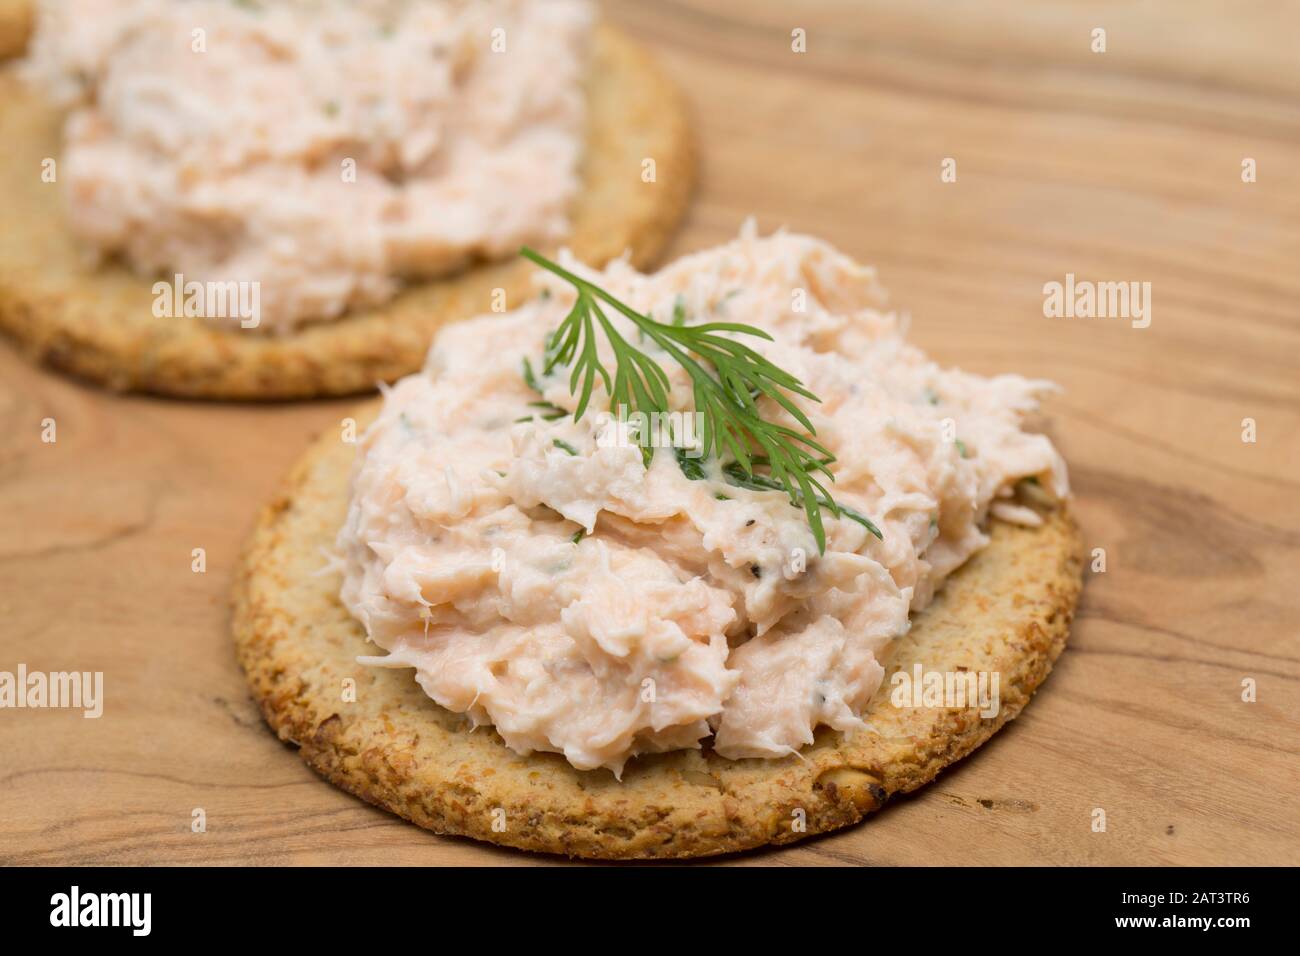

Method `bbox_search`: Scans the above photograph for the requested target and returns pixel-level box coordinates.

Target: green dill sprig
[518,357,570,421]
[721,463,883,540]
[520,247,878,553]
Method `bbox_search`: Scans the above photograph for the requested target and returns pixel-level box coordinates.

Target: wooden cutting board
[1,0,1296,866]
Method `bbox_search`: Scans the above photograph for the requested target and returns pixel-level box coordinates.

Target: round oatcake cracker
[232,405,1084,860]
[0,24,693,399]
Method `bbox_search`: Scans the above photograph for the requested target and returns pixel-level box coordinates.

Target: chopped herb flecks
[671,294,688,326]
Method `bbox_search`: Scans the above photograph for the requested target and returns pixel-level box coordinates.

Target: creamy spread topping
[23,0,593,332]
[337,225,1069,773]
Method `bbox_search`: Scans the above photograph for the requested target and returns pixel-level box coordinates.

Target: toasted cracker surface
[0,0,31,61]
[232,404,1084,860]
[0,25,693,398]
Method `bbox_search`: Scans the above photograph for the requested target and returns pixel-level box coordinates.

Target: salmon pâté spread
[336,226,1070,774]
[22,0,593,332]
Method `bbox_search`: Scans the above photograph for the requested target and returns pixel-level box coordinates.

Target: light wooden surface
[1,0,1297,866]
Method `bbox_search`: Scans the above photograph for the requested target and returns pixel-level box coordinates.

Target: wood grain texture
[0,0,1297,866]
